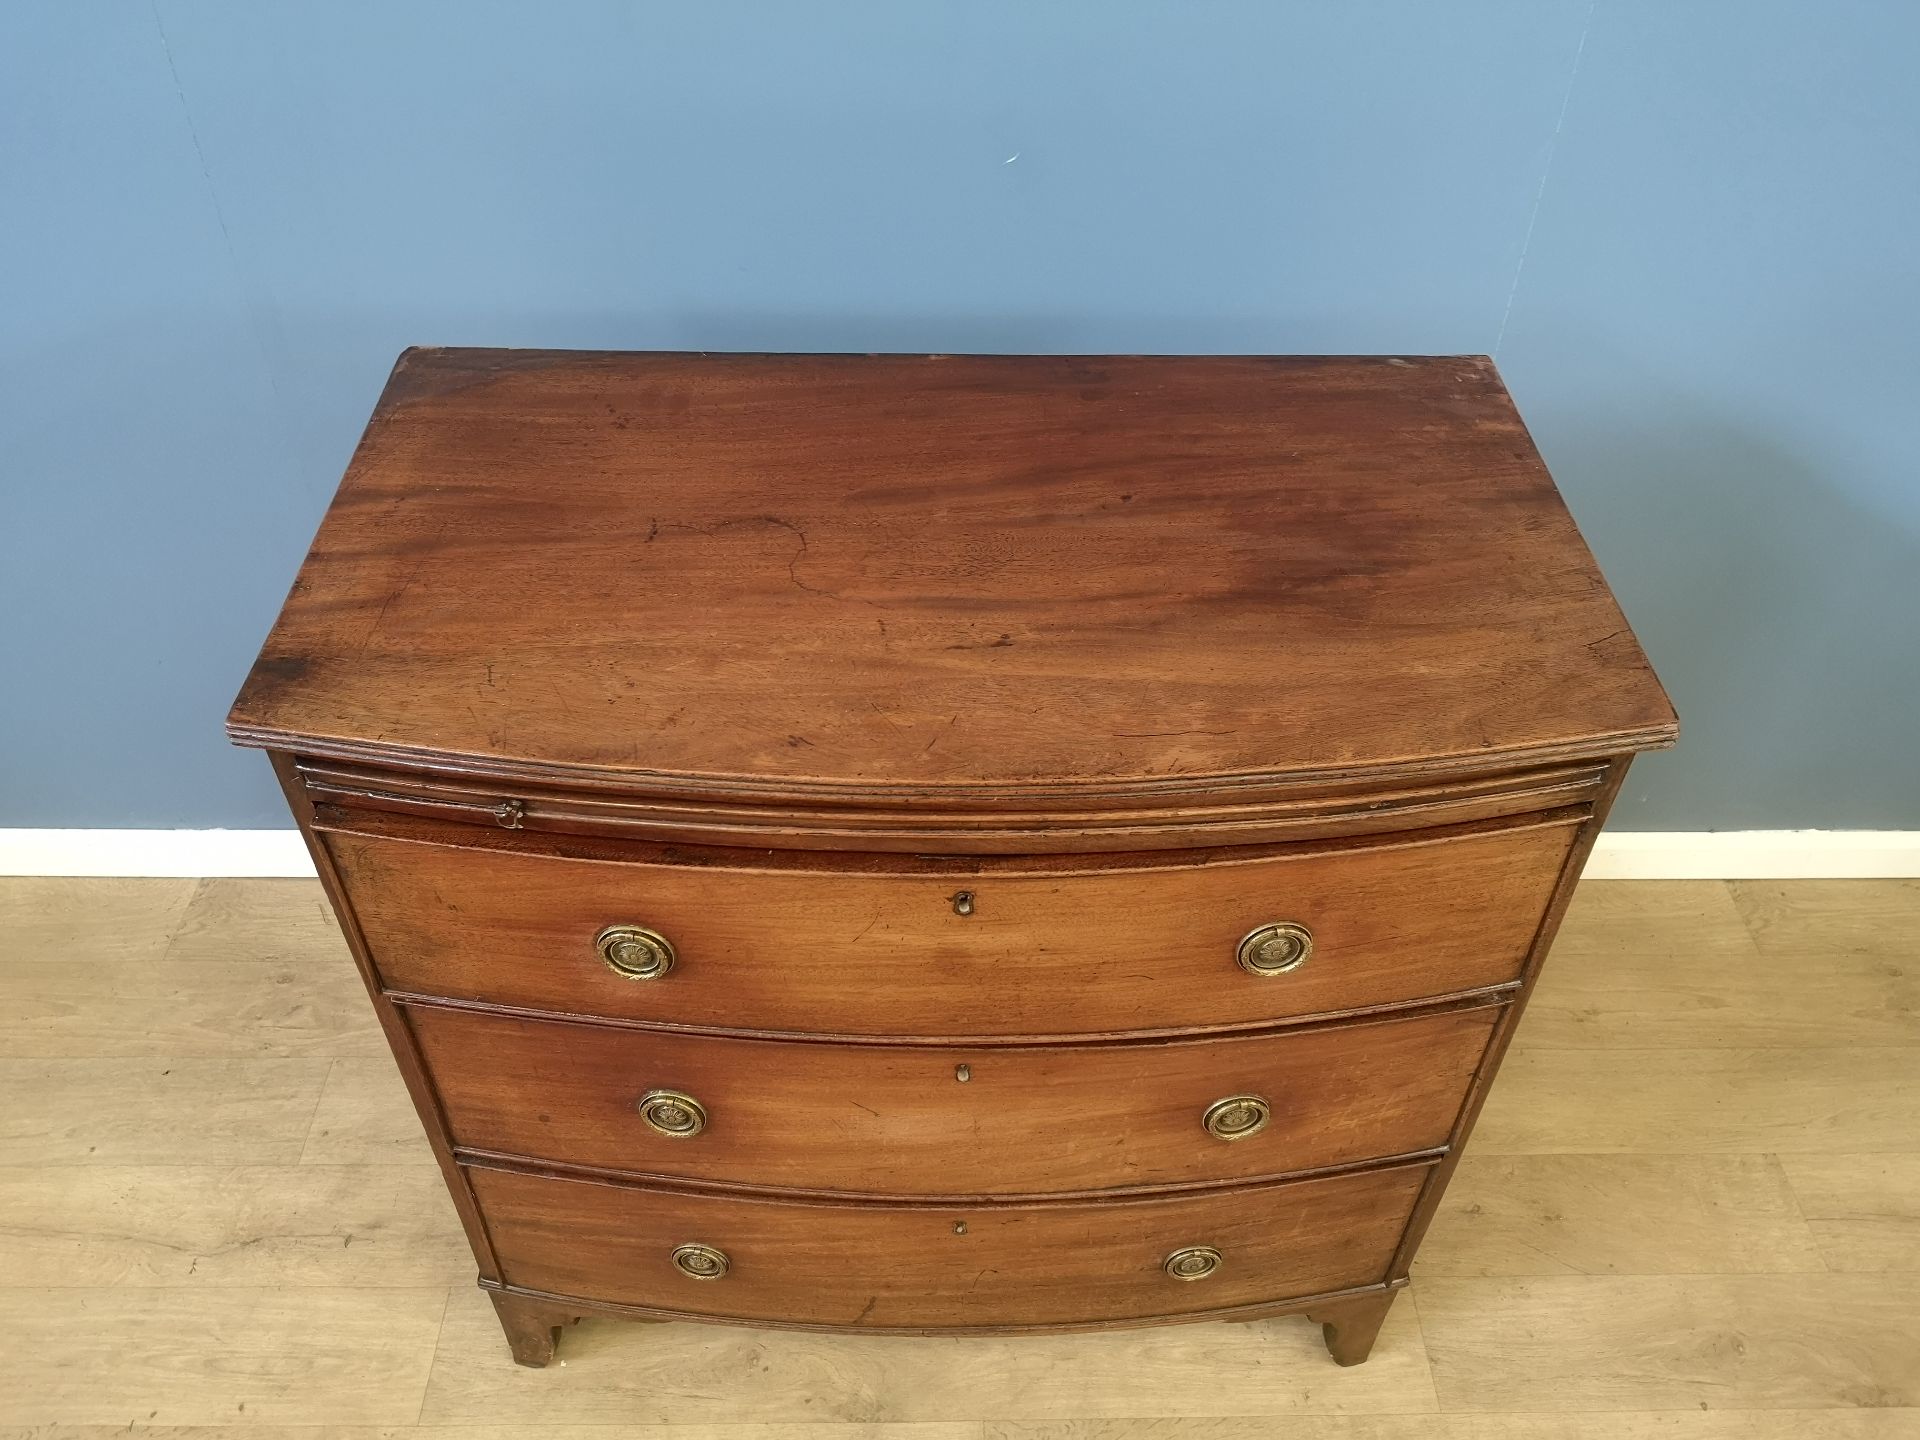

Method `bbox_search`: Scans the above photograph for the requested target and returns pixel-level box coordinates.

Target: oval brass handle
[1164,1245,1223,1282]
[1237,921,1313,976]
[637,1089,707,1138]
[671,1242,730,1280]
[597,924,675,980]
[1202,1094,1272,1141]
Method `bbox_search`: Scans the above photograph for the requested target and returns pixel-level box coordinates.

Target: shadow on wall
[1513,339,1920,831]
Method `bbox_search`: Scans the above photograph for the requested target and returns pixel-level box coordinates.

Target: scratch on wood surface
[923,715,960,753]
[1113,728,1237,738]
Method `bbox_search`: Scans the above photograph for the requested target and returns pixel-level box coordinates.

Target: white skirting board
[1581,831,1920,880]
[0,828,1917,880]
[0,829,320,878]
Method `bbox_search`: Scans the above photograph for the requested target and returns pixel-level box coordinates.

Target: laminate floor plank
[419,1287,1438,1424]
[0,1058,330,1166]
[0,1164,470,1286]
[1416,1153,1826,1276]
[0,1287,446,1427]
[1527,881,1920,1048]
[1419,1274,1920,1412]
[1472,1046,1920,1154]
[0,957,384,1058]
[0,877,196,965]
[299,1057,438,1166]
[1731,879,1920,958]
[1780,1153,1920,1273]
[1550,879,1747,958]
[161,878,348,967]
[0,1425,981,1439]
[985,1416,1920,1438]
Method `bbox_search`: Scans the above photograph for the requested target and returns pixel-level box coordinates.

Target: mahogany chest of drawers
[229,350,1674,1367]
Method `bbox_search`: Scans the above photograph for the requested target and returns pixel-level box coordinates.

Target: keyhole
[955,1063,971,1083]
[952,890,974,917]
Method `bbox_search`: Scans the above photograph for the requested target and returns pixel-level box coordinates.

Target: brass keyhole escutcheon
[952,890,975,917]
[1164,1245,1223,1281]
[638,1089,707,1138]
[597,924,676,980]
[671,1243,730,1280]
[1236,921,1313,976]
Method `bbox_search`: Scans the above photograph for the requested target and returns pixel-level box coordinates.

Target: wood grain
[1525,880,1920,1048]
[413,1003,1494,1196]
[986,1415,1920,1438]
[298,1057,440,1165]
[0,1165,470,1287]
[1781,1154,1920,1272]
[1470,1047,1920,1154]
[0,1058,330,1165]
[420,1280,1440,1424]
[228,351,1674,804]
[332,819,1569,1039]
[1417,1154,1825,1276]
[472,1163,1425,1329]
[1419,1274,1920,1411]
[0,956,384,1058]
[1731,878,1920,957]
[161,877,348,966]
[1552,877,1748,954]
[0,1287,447,1426]
[301,751,1609,854]
[0,1427,984,1440]
[0,876,368,1059]
[0,876,194,963]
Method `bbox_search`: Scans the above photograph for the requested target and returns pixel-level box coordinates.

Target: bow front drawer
[409,1001,1498,1197]
[326,815,1576,1039]
[469,1161,1430,1330]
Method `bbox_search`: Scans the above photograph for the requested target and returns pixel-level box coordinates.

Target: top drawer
[325,814,1575,1040]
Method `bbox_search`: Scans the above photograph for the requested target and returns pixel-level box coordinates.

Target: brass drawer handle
[597,924,675,980]
[1202,1094,1271,1141]
[1237,921,1313,976]
[638,1089,707,1138]
[1164,1245,1223,1282]
[671,1242,730,1280]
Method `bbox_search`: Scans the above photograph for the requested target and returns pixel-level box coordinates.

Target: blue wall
[5,1,1916,829]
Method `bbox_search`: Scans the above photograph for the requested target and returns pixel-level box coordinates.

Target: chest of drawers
[229,349,1674,1367]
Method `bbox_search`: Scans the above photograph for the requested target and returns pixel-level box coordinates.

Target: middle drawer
[408,1001,1498,1198]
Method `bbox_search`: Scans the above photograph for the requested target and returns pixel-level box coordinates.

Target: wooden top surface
[230,350,1674,801]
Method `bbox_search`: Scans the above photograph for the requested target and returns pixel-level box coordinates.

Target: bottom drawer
[471,1161,1428,1330]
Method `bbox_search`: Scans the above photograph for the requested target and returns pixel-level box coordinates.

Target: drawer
[470,1161,1427,1329]
[332,816,1574,1038]
[412,1002,1497,1196]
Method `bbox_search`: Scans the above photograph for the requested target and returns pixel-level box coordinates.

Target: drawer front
[471,1162,1426,1329]
[413,1003,1497,1196]
[333,817,1574,1038]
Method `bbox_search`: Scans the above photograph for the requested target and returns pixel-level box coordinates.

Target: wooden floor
[1,876,1917,1437]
